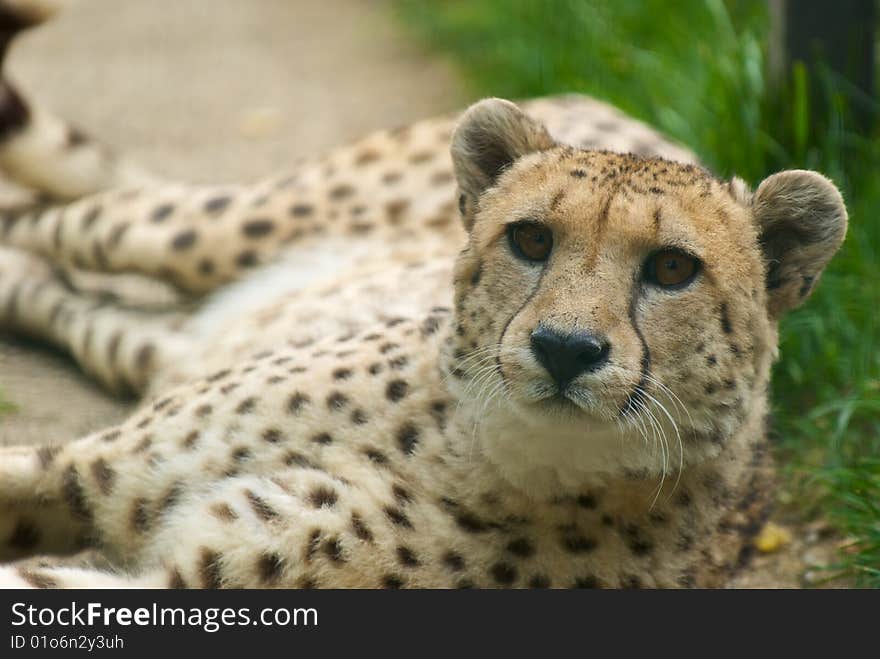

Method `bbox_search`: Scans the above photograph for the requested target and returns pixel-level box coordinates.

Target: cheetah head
[445,98,847,494]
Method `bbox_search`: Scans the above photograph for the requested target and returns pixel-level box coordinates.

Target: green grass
[395,0,880,586]
[0,390,14,416]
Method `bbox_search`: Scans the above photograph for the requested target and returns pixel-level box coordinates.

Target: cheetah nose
[530,325,611,387]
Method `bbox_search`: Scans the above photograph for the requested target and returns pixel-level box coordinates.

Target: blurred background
[0,0,877,587]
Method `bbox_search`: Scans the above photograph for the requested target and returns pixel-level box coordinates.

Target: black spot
[245,490,279,521]
[236,397,256,414]
[37,446,60,469]
[396,423,420,455]
[262,428,284,443]
[100,429,121,443]
[363,448,388,464]
[570,169,587,178]
[576,493,598,509]
[150,204,174,223]
[311,432,333,445]
[199,549,223,588]
[207,369,231,383]
[131,498,151,532]
[61,465,92,521]
[430,401,447,429]
[257,552,285,584]
[211,502,237,522]
[421,315,443,336]
[329,183,355,200]
[384,506,413,528]
[624,524,654,556]
[350,408,368,425]
[719,303,733,334]
[231,446,252,463]
[182,430,200,450]
[490,562,517,586]
[242,219,275,238]
[236,250,258,268]
[677,570,696,588]
[304,529,322,563]
[81,206,101,230]
[287,392,310,414]
[456,513,488,533]
[562,534,597,554]
[90,458,115,495]
[470,261,482,286]
[572,576,600,588]
[385,199,409,224]
[386,379,409,402]
[290,203,314,217]
[799,275,815,298]
[506,538,535,558]
[7,520,40,551]
[389,356,409,370]
[528,575,550,588]
[204,196,231,214]
[171,230,197,250]
[443,551,465,571]
[326,391,349,410]
[309,487,338,508]
[108,221,131,248]
[382,575,404,589]
[392,484,412,504]
[136,344,156,372]
[396,546,420,567]
[351,513,374,542]
[621,574,642,589]
[168,568,187,589]
[333,367,353,380]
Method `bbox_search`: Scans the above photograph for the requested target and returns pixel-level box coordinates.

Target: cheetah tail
[0,1,159,200]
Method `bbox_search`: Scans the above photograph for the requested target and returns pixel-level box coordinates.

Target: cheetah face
[447,99,847,489]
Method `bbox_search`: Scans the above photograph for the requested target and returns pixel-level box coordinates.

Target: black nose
[530,326,611,388]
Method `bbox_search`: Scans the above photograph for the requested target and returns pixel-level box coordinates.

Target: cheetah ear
[451,98,556,230]
[750,170,847,318]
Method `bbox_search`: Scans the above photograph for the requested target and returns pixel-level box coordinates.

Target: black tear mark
[620,279,651,418]
[719,303,733,334]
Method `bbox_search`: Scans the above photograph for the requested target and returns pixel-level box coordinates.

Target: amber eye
[646,249,699,288]
[508,222,553,262]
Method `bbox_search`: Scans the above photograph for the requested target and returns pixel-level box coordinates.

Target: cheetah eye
[645,249,700,289]
[508,221,553,262]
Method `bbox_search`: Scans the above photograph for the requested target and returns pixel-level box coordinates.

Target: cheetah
[0,2,847,588]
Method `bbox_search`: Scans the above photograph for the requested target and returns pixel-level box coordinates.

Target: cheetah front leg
[0,246,189,393]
